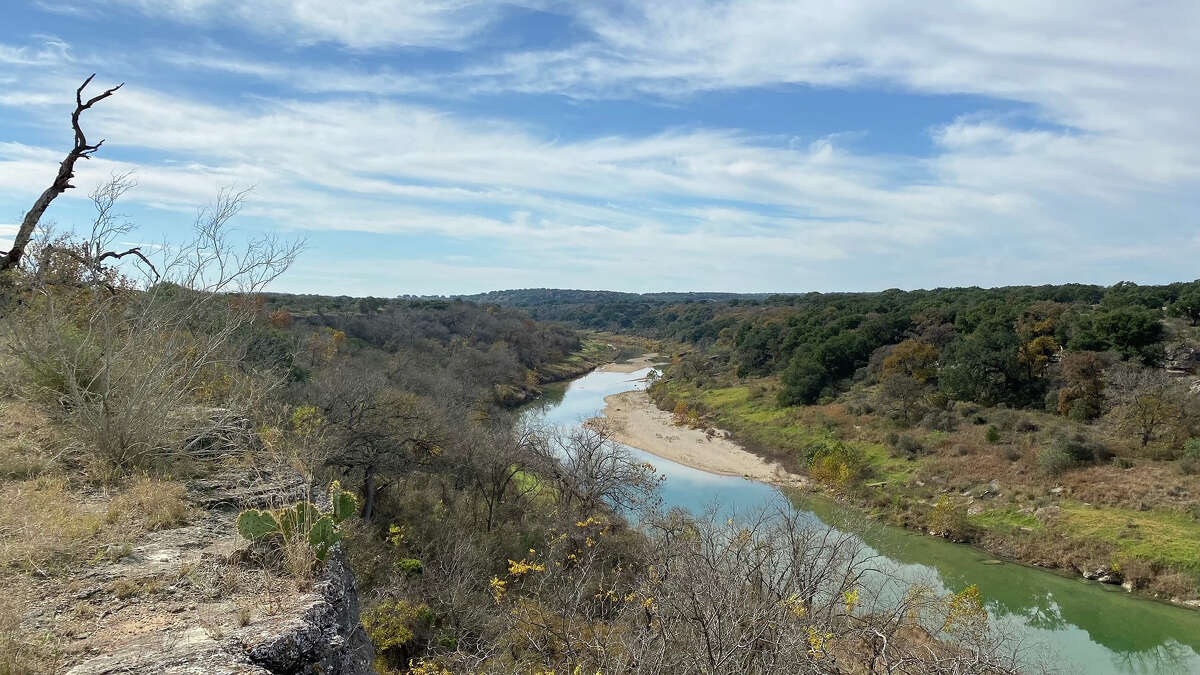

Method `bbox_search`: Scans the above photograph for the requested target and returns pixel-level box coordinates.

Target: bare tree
[533,421,662,516]
[0,75,123,274]
[1105,362,1182,447]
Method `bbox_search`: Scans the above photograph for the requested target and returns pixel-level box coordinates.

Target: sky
[1,1,1198,296]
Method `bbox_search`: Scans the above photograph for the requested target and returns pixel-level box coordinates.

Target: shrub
[362,598,433,657]
[920,409,958,432]
[1037,447,1076,476]
[1180,457,1200,476]
[395,558,424,576]
[1052,434,1112,464]
[1184,438,1200,459]
[929,496,969,540]
[1014,419,1039,433]
[985,426,1001,443]
[886,433,923,459]
[804,436,871,488]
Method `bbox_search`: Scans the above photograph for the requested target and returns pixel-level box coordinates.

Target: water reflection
[522,367,1200,675]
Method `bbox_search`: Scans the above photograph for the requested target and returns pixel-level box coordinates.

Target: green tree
[939,322,1032,406]
[882,340,938,383]
[778,354,827,406]
[1169,289,1200,326]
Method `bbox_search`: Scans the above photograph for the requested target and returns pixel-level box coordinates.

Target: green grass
[968,508,1043,534]
[512,469,558,510]
[1061,503,1200,573]
[668,381,923,483]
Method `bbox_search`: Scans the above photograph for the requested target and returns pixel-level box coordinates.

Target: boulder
[1034,505,1062,522]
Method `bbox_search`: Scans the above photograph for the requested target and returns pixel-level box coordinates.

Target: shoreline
[592,388,807,487]
[593,352,665,373]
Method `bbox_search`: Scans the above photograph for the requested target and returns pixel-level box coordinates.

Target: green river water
[522,366,1200,674]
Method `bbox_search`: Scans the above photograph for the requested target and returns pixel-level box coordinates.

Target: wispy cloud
[0,2,1197,293]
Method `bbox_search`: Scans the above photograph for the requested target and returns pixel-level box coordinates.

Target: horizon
[2,2,1199,296]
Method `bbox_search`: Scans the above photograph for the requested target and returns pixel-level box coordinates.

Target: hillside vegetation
[507,283,1200,599]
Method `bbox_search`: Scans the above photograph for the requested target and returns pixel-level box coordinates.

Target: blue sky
[1,1,1198,296]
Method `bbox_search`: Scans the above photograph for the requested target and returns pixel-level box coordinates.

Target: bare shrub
[6,182,301,475]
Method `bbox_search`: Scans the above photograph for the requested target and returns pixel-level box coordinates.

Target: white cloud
[2,2,1199,293]
[53,0,524,49]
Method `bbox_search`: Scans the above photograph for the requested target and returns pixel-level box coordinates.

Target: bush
[1180,457,1200,476]
[1038,447,1076,476]
[804,435,871,488]
[929,496,969,540]
[886,433,923,459]
[920,409,958,432]
[1052,434,1112,464]
[395,558,424,576]
[1184,438,1200,459]
[985,426,1001,443]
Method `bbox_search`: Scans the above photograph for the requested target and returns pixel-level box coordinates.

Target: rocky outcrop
[66,545,371,674]
[63,465,373,675]
[235,549,373,674]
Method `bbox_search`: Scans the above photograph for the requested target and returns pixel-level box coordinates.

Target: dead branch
[0,74,123,272]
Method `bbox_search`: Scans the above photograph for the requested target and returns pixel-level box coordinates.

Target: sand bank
[594,389,806,487]
[594,353,665,373]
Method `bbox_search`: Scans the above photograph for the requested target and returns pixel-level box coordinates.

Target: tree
[876,373,928,426]
[1056,351,1109,420]
[314,365,442,520]
[882,339,938,383]
[1071,307,1164,366]
[1169,288,1200,326]
[939,322,1032,406]
[1,75,123,274]
[778,354,827,406]
[1105,363,1181,447]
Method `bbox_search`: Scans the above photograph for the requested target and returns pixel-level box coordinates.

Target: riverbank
[594,353,664,373]
[593,388,807,486]
[648,375,1200,608]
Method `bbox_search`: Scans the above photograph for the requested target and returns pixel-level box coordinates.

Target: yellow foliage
[805,625,833,657]
[361,599,430,652]
[290,405,325,436]
[507,558,546,576]
[489,576,507,603]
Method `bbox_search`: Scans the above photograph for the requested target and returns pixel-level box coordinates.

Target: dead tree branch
[0,74,123,272]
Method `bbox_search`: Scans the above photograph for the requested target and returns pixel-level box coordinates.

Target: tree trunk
[361,463,378,521]
[0,76,122,273]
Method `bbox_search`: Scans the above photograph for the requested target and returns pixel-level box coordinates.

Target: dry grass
[0,477,107,573]
[0,474,193,574]
[107,475,193,532]
[0,594,62,675]
[0,400,59,481]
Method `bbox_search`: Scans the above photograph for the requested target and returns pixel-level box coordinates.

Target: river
[521,366,1200,675]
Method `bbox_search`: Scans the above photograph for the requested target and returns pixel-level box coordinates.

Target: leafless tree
[482,505,1031,674]
[1105,362,1183,447]
[533,421,663,516]
[0,75,123,274]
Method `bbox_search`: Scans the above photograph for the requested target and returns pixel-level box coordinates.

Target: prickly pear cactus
[236,509,281,541]
[308,515,341,561]
[236,483,357,561]
[277,501,319,540]
[330,481,359,524]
